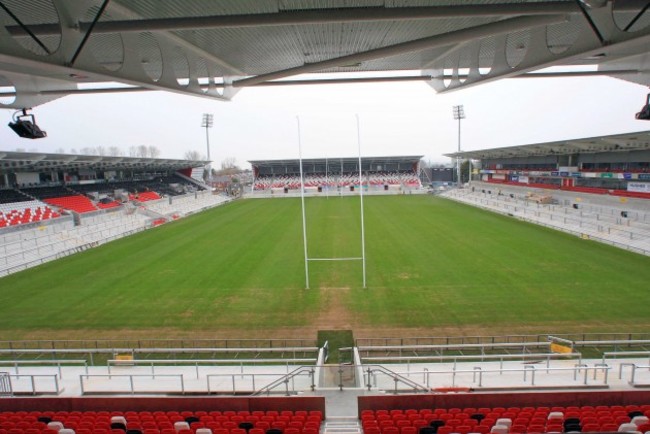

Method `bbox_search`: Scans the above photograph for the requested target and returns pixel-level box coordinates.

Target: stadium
[1,1,650,433]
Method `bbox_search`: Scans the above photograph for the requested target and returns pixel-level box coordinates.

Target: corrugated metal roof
[446,130,650,159]
[0,152,207,173]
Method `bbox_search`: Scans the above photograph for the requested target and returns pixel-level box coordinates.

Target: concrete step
[324,417,361,434]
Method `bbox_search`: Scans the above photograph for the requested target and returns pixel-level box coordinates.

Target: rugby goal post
[297,115,367,289]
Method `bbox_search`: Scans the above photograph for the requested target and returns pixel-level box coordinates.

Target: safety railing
[79,373,185,395]
[357,333,650,348]
[387,364,610,389]
[248,364,430,396]
[363,365,430,393]
[359,341,552,355]
[0,338,317,350]
[0,372,11,395]
[0,359,88,378]
[602,351,650,364]
[66,360,621,396]
[6,374,61,395]
[0,345,318,366]
[361,352,582,370]
[238,368,317,396]
[619,363,650,386]
[251,366,317,396]
[106,358,315,378]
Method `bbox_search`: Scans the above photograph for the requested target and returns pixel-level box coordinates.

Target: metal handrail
[0,338,318,352]
[355,333,650,347]
[602,351,650,364]
[0,359,88,378]
[106,358,316,378]
[364,364,430,393]
[579,340,650,345]
[361,352,582,369]
[207,372,312,395]
[0,346,319,366]
[359,342,551,351]
[0,346,318,354]
[395,364,611,389]
[79,373,185,395]
[251,366,316,396]
[7,374,61,395]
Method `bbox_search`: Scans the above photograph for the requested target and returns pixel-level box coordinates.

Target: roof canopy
[0,1,648,108]
[0,151,207,173]
[446,130,650,160]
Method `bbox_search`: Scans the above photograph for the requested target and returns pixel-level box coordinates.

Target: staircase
[323,417,361,434]
[176,169,211,191]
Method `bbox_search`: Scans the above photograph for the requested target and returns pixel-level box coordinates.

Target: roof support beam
[4,3,581,36]
[68,0,111,67]
[1,68,639,98]
[233,14,568,88]
[0,2,52,54]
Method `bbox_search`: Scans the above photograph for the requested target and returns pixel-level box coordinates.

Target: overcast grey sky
[0,72,648,169]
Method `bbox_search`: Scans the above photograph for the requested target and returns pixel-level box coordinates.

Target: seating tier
[361,405,650,434]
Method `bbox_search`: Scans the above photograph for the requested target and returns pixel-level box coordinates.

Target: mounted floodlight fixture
[8,108,47,139]
[201,113,214,181]
[635,93,650,120]
[452,105,465,186]
[201,113,213,160]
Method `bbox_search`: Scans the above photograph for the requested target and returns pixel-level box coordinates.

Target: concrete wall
[0,396,325,416]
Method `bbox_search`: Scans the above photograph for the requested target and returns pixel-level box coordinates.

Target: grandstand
[250,157,422,194]
[0,151,232,276]
[441,131,650,255]
[447,131,650,200]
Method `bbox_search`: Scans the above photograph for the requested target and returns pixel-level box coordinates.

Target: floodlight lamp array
[8,108,47,139]
[635,93,650,121]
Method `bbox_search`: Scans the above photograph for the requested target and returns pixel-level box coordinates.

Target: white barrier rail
[618,363,650,386]
[385,364,611,390]
[207,371,315,395]
[361,353,583,371]
[79,374,185,395]
[603,351,650,364]
[6,374,61,395]
[106,358,316,378]
[0,359,88,378]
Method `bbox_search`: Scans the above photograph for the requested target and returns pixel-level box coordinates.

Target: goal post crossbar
[307,257,363,262]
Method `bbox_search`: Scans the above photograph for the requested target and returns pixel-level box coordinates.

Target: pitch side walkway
[3,357,650,417]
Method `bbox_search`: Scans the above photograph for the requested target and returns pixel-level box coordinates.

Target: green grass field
[1,194,650,341]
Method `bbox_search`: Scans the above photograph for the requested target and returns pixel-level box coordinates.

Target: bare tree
[108,146,123,156]
[147,145,161,158]
[95,145,107,156]
[221,157,239,170]
[79,147,95,155]
[128,146,137,157]
[69,148,77,154]
[136,145,148,157]
[184,150,205,160]
[216,157,241,176]
[14,148,25,152]
[54,147,66,154]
